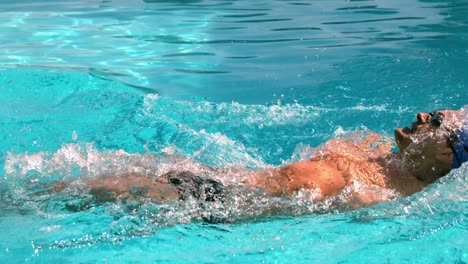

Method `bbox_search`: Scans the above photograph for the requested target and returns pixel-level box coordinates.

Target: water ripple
[322,16,425,25]
[220,13,268,18]
[0,0,465,105]
[271,27,322,31]
[174,68,230,74]
[114,34,325,44]
[162,52,216,57]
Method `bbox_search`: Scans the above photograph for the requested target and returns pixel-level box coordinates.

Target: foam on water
[2,112,464,227]
[0,105,466,263]
[1,164,465,261]
[0,0,467,262]
[0,72,465,261]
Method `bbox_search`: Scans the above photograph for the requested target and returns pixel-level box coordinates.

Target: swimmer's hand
[347,187,395,208]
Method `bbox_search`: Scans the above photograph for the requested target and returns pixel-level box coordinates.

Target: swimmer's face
[394,110,460,182]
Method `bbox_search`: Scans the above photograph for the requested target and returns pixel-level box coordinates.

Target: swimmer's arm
[41,177,127,202]
[49,175,180,203]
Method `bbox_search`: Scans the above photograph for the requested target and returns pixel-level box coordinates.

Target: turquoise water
[0,0,467,262]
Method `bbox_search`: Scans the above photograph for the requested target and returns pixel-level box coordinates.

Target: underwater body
[0,0,467,262]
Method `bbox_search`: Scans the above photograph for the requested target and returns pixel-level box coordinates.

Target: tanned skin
[58,110,462,206]
[246,110,460,200]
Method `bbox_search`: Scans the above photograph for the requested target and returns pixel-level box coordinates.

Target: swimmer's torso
[246,154,426,198]
[63,152,427,213]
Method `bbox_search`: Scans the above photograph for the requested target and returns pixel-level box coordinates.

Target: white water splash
[4,143,206,181]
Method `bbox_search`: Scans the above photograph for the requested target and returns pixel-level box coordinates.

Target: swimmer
[54,109,468,211]
[246,109,467,204]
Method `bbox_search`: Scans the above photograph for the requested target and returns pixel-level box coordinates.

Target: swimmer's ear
[435,151,453,165]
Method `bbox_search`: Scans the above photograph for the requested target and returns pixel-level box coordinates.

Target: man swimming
[74,109,466,211]
[246,110,467,201]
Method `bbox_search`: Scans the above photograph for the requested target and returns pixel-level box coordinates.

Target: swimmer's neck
[377,153,428,195]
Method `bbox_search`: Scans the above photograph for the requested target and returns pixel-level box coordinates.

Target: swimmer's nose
[416,112,431,123]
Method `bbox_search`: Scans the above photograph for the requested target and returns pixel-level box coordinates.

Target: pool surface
[0,0,467,263]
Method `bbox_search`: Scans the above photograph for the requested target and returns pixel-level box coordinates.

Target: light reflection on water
[0,0,467,263]
[0,0,466,106]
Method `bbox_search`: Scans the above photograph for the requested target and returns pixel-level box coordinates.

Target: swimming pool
[0,0,466,262]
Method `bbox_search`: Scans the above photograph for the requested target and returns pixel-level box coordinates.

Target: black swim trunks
[157,170,225,203]
[156,170,227,223]
[64,170,227,223]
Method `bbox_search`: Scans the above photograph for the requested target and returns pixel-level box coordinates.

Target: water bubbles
[161,145,177,155]
[39,225,62,232]
[332,126,346,137]
[31,241,41,256]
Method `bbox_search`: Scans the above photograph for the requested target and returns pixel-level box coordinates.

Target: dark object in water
[163,170,225,203]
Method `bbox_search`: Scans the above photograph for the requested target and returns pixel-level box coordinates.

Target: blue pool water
[0,0,467,262]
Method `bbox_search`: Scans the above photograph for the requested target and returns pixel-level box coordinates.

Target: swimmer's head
[394,109,466,182]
